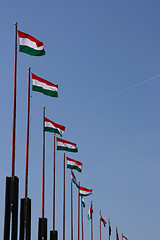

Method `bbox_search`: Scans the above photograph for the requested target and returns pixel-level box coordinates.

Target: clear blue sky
[0,1,160,239]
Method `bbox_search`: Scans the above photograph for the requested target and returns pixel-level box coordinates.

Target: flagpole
[91,201,93,240]
[63,153,65,240]
[42,107,45,218]
[108,218,110,240]
[71,170,73,240]
[122,233,123,240]
[11,22,18,177]
[52,134,56,230]
[81,197,84,240]
[100,210,101,240]
[78,182,80,240]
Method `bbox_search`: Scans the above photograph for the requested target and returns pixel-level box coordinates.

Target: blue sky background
[0,1,160,239]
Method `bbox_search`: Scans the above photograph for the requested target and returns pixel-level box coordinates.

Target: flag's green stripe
[44,127,62,136]
[100,218,106,227]
[67,164,81,172]
[19,45,45,56]
[79,192,91,196]
[57,146,78,152]
[71,179,79,188]
[82,202,85,208]
[32,85,58,97]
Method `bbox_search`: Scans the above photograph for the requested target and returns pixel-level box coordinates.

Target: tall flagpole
[53,134,56,230]
[122,233,123,240]
[11,22,18,177]
[71,170,73,240]
[42,107,45,218]
[108,218,110,240]
[63,153,66,240]
[91,201,93,240]
[78,182,80,240]
[100,210,101,240]
[81,197,83,240]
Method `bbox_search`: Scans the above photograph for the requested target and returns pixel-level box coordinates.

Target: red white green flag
[122,234,128,240]
[44,117,65,136]
[79,186,92,197]
[88,202,93,220]
[100,214,106,227]
[18,30,45,56]
[82,196,85,208]
[66,157,82,172]
[57,137,78,153]
[108,219,111,236]
[71,171,79,188]
[32,73,58,97]
[116,227,119,240]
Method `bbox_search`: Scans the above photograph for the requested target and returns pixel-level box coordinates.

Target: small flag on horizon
[88,202,93,220]
[122,234,128,240]
[71,171,79,188]
[44,117,65,136]
[18,30,45,56]
[100,213,106,227]
[57,137,78,153]
[66,157,82,172]
[32,73,58,97]
[79,186,92,197]
[82,196,85,208]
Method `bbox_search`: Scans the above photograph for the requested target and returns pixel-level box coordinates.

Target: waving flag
[44,117,65,136]
[82,197,85,208]
[122,234,128,240]
[66,157,82,172]
[108,218,111,236]
[116,227,119,240]
[71,171,79,188]
[18,30,45,56]
[57,137,78,152]
[32,73,58,97]
[88,203,93,220]
[79,186,92,196]
[100,214,106,227]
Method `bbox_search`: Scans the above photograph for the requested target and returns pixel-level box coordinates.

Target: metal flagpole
[108,218,111,240]
[4,22,19,240]
[91,201,93,240]
[78,182,80,240]
[71,170,73,240]
[100,210,101,240]
[81,197,83,240]
[63,153,66,240]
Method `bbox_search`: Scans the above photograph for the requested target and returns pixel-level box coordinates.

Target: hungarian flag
[66,157,82,172]
[116,227,119,240]
[79,186,92,196]
[57,137,78,152]
[32,73,58,97]
[88,203,93,220]
[82,196,85,208]
[100,214,106,227]
[71,171,79,188]
[122,234,128,240]
[108,219,111,236]
[44,117,65,136]
[18,30,45,56]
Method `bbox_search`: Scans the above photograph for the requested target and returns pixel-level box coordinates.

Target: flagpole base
[19,198,31,240]
[50,230,58,240]
[38,218,47,240]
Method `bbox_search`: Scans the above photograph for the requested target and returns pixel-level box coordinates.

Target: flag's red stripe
[79,186,92,192]
[57,137,77,147]
[71,171,76,179]
[66,157,82,166]
[18,30,44,47]
[45,117,65,131]
[32,73,58,88]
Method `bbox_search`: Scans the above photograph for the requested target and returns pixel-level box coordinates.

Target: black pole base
[3,176,19,240]
[38,217,47,240]
[50,230,58,240]
[19,198,31,240]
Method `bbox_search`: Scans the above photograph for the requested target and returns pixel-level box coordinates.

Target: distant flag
[32,73,58,97]
[44,117,65,136]
[57,137,78,153]
[122,234,128,240]
[100,213,106,227]
[66,157,82,172]
[116,227,119,240]
[88,202,93,220]
[71,171,79,188]
[108,219,111,236]
[82,196,85,208]
[18,30,45,56]
[79,186,92,197]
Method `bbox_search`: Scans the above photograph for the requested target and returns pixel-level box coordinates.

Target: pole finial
[14,22,18,26]
[28,67,31,71]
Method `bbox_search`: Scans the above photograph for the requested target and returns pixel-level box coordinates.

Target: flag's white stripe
[57,141,76,150]
[80,190,91,195]
[32,79,58,92]
[71,176,78,186]
[19,37,44,50]
[45,122,64,135]
[67,160,82,169]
